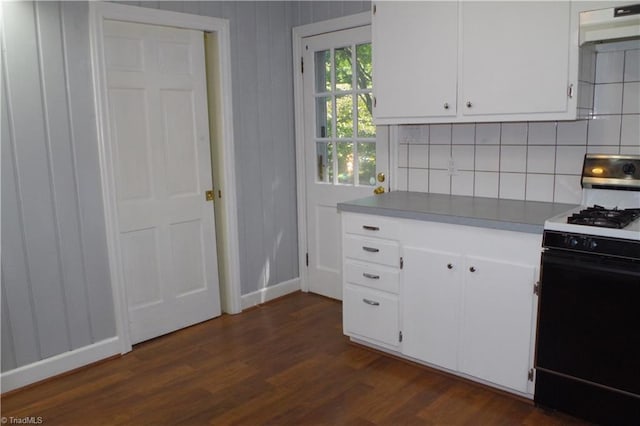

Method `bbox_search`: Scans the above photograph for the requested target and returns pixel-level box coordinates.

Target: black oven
[534,231,640,424]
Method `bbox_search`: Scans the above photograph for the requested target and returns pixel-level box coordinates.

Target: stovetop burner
[568,205,640,229]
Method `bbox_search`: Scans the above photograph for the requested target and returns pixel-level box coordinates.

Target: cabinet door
[373,1,458,122]
[459,256,536,393]
[460,1,571,117]
[402,247,462,370]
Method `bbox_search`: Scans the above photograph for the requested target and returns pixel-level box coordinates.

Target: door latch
[205,190,214,202]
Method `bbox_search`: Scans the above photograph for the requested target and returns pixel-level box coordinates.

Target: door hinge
[301,57,304,74]
[533,281,540,296]
[373,96,377,108]
[568,83,575,98]
[306,252,309,267]
[528,368,535,382]
[399,331,403,343]
[373,4,377,15]
[400,257,404,269]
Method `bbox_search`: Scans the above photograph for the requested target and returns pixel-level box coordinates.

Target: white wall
[396,40,640,203]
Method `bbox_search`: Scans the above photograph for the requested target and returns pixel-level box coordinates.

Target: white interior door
[303,26,388,300]
[103,20,221,344]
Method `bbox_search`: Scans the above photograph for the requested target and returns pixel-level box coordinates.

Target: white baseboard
[1,337,121,393]
[241,277,301,310]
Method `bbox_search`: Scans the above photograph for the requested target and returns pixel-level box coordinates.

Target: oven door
[536,249,640,396]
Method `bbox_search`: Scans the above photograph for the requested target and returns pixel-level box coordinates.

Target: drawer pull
[363,298,380,306]
[362,225,380,231]
[363,272,380,280]
[362,246,380,253]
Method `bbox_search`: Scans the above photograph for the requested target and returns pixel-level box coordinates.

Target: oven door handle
[542,251,640,278]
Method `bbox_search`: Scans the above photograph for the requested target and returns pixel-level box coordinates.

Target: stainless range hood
[580,3,640,45]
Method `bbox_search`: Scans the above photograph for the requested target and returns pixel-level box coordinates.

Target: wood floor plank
[1,292,588,425]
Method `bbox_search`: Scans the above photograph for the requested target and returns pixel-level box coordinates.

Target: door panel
[303,25,387,300]
[104,20,221,344]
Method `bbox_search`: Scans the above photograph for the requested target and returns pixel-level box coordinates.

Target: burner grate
[568,206,640,229]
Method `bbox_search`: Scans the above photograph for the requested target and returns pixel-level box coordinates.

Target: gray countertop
[337,191,579,234]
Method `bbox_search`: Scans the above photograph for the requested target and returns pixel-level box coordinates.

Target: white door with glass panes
[303,25,388,300]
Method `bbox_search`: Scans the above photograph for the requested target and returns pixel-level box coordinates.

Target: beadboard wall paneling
[1,1,370,373]
[1,1,116,372]
[398,41,640,204]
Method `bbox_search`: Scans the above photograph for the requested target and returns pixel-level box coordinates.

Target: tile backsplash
[396,41,640,204]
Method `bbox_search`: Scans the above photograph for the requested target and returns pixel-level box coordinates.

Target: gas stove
[544,154,640,242]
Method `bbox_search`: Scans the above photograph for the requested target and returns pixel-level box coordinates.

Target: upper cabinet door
[460,1,572,118]
[373,1,458,122]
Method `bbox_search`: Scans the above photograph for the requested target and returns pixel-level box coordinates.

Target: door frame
[89,1,241,355]
[292,12,372,293]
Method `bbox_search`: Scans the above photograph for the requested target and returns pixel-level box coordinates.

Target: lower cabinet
[341,212,541,397]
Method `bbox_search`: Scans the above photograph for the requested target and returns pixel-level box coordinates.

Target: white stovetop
[544,189,640,241]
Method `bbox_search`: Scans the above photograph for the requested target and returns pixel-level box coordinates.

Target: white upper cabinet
[372,1,578,124]
[372,1,458,120]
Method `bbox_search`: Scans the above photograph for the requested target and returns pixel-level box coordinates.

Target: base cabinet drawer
[343,235,400,267]
[344,261,400,294]
[344,284,399,348]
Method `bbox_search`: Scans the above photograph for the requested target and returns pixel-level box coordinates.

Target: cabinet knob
[469,266,476,273]
[447,263,453,269]
[444,102,449,110]
[466,101,472,108]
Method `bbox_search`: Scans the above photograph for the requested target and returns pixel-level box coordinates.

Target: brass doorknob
[377,172,386,183]
[373,186,385,195]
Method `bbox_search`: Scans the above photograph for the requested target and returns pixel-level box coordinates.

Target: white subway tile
[430,145,451,169]
[557,120,588,145]
[527,146,556,174]
[554,175,582,204]
[620,145,640,155]
[429,170,451,194]
[399,125,427,144]
[408,168,429,192]
[499,173,526,200]
[595,50,624,84]
[475,145,500,171]
[593,83,623,114]
[622,82,640,114]
[501,122,528,145]
[408,145,429,168]
[396,168,408,191]
[555,146,587,175]
[452,123,475,145]
[528,122,557,145]
[587,115,622,145]
[474,171,499,198]
[586,145,620,154]
[578,81,595,110]
[624,49,640,82]
[526,174,555,202]
[398,144,409,168]
[500,146,527,173]
[430,124,451,144]
[621,115,640,146]
[451,171,474,196]
[475,123,500,145]
[451,145,475,170]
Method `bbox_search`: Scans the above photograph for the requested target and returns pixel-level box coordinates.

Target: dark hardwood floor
[1,292,587,425]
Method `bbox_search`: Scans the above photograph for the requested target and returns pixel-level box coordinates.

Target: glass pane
[315,50,331,92]
[315,96,332,138]
[358,142,376,186]
[357,94,375,138]
[356,43,372,89]
[335,94,353,138]
[336,142,354,185]
[334,47,353,91]
[316,142,333,183]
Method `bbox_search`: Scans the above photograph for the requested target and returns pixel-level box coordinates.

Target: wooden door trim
[89,1,241,355]
[292,12,371,293]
